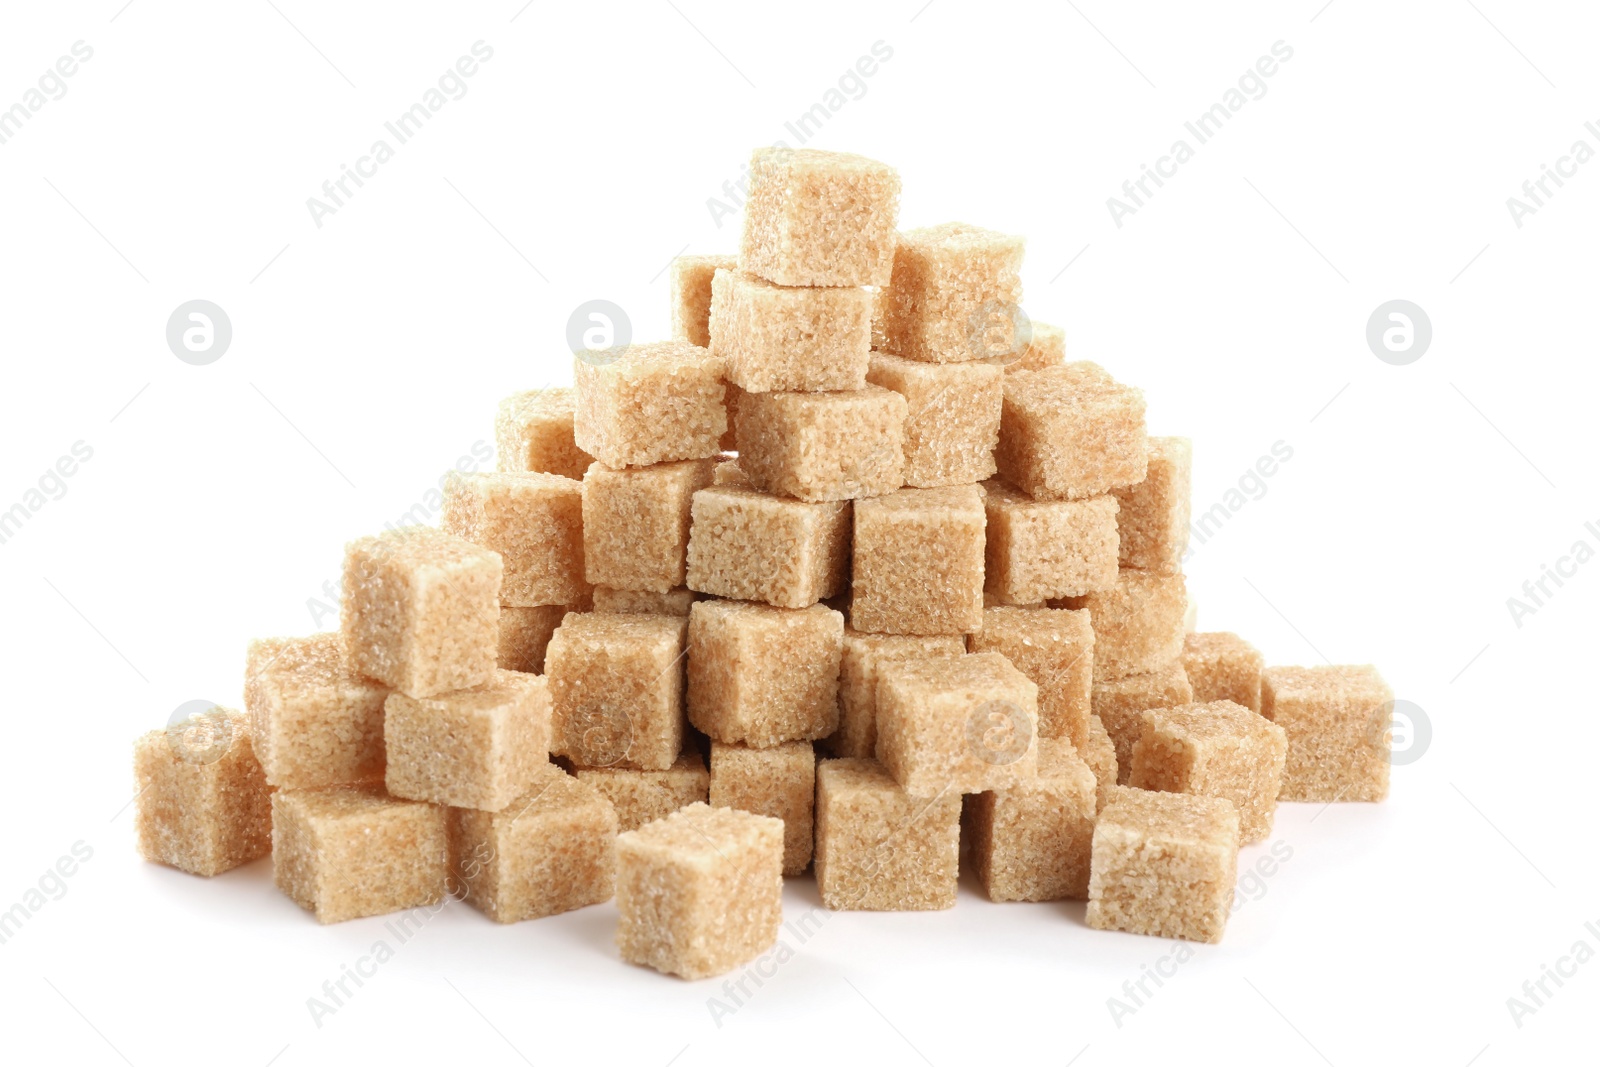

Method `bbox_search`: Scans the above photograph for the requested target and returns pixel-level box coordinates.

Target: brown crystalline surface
[996,362,1147,500]
[883,223,1025,364]
[831,629,966,759]
[1092,659,1194,784]
[272,785,450,924]
[671,254,737,347]
[1077,713,1119,811]
[815,757,961,911]
[615,802,784,979]
[968,606,1094,746]
[685,485,850,608]
[1112,436,1191,575]
[710,741,816,875]
[851,485,985,635]
[1087,786,1240,943]
[442,471,589,608]
[1183,631,1265,712]
[738,147,900,288]
[575,751,709,833]
[135,707,272,877]
[573,341,727,469]
[544,612,688,771]
[592,586,699,616]
[984,480,1119,604]
[710,268,872,393]
[383,669,551,812]
[582,459,715,593]
[341,527,503,699]
[979,321,1065,373]
[1130,699,1288,844]
[245,632,388,789]
[495,388,595,481]
[736,386,907,502]
[967,737,1097,902]
[866,353,1002,487]
[1261,665,1392,802]
[452,763,618,922]
[498,604,568,674]
[1060,568,1187,681]
[687,600,844,747]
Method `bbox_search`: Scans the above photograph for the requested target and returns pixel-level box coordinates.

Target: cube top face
[879,649,1037,708]
[859,482,981,520]
[1262,664,1391,711]
[554,609,686,649]
[619,801,782,869]
[737,386,908,502]
[387,667,546,724]
[1184,631,1263,671]
[276,783,409,826]
[901,220,1025,261]
[1033,736,1098,796]
[998,362,1148,500]
[247,632,374,700]
[346,526,504,591]
[1099,786,1239,850]
[739,147,901,287]
[1145,699,1279,749]
[573,341,727,468]
[500,762,609,822]
[981,321,1065,372]
[142,706,249,768]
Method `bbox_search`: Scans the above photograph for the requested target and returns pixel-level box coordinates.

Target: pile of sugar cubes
[133,148,1394,977]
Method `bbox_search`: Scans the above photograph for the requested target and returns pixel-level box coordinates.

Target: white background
[1,1,1596,1064]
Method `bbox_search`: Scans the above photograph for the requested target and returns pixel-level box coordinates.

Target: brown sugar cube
[710,741,816,875]
[573,341,727,469]
[1077,713,1119,811]
[997,362,1147,500]
[582,459,715,593]
[615,802,784,979]
[738,147,900,287]
[1112,436,1191,575]
[876,651,1040,797]
[1086,787,1240,943]
[687,600,843,746]
[593,586,699,616]
[711,457,751,488]
[736,387,907,502]
[1261,665,1392,802]
[341,527,502,699]
[498,604,567,674]
[384,670,551,811]
[575,751,708,833]
[866,353,1002,487]
[815,757,960,910]
[451,763,618,922]
[1092,659,1194,784]
[443,471,587,608]
[832,630,965,759]
[1059,568,1187,680]
[984,480,1120,604]
[1130,700,1288,843]
[685,486,849,608]
[868,286,888,350]
[670,254,736,347]
[883,222,1025,364]
[134,707,271,877]
[545,612,688,771]
[710,268,871,393]
[1183,632,1265,712]
[851,485,985,635]
[720,384,742,452]
[272,786,449,924]
[967,737,1097,902]
[968,606,1093,746]
[495,388,594,480]
[979,321,1065,373]
[245,633,388,789]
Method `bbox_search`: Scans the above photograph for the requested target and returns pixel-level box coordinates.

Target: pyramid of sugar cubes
[132,147,1395,974]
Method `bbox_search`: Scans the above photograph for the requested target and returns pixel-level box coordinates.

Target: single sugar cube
[593,586,699,616]
[342,527,502,699]
[736,387,907,502]
[582,459,715,593]
[882,223,1025,364]
[1182,632,1265,712]
[1112,436,1191,574]
[451,763,618,922]
[997,362,1147,500]
[1261,665,1392,802]
[832,630,965,759]
[686,486,849,608]
[134,707,271,877]
[1059,569,1187,680]
[1091,659,1194,784]
[979,320,1065,373]
[687,600,844,746]
[851,485,985,635]
[670,254,737,347]
[245,633,388,789]
[738,147,900,287]
[1077,713,1119,811]
[710,741,816,875]
[575,751,708,833]
[967,737,1097,901]
[968,606,1093,746]
[496,388,594,480]
[573,341,727,469]
[876,651,1040,797]
[815,757,960,910]
[272,786,449,924]
[1086,787,1240,943]
[1130,700,1288,843]
[866,353,1002,487]
[442,471,588,608]
[384,670,551,811]
[615,802,784,979]
[710,268,871,392]
[545,612,687,771]
[499,605,567,674]
[984,480,1120,604]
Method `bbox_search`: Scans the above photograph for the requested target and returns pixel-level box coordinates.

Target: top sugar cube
[573,341,727,469]
[996,362,1147,500]
[738,148,901,287]
[882,223,1025,364]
